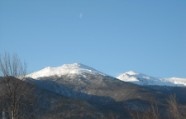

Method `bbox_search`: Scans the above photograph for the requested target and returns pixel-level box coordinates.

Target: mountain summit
[27,63,104,79]
[117,71,162,85]
[117,71,186,86]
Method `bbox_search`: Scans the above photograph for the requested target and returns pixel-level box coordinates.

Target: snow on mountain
[117,71,163,85]
[27,63,104,79]
[27,63,186,87]
[161,77,186,86]
[117,71,186,86]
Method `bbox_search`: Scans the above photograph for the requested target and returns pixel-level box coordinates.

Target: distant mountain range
[117,71,186,86]
[27,63,186,87]
[23,63,186,118]
[2,63,185,119]
[27,63,142,101]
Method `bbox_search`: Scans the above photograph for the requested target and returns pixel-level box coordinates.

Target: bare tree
[0,53,34,119]
[167,94,182,119]
[130,102,160,119]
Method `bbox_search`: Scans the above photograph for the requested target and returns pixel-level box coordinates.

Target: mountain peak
[27,63,104,79]
[62,63,94,70]
[117,71,162,85]
[124,71,139,75]
[117,71,186,86]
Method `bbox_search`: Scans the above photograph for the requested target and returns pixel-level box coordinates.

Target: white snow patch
[117,71,186,87]
[27,63,104,79]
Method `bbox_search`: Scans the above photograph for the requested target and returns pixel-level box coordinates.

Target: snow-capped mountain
[117,71,186,86]
[161,77,186,86]
[25,63,186,105]
[117,71,162,85]
[27,63,104,79]
[26,63,141,101]
[27,63,186,87]
[22,64,186,119]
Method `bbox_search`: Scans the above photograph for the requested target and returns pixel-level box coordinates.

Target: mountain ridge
[27,63,105,79]
[27,63,186,87]
[24,63,186,119]
[117,71,186,86]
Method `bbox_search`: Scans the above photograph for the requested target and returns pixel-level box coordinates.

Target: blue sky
[0,0,186,77]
